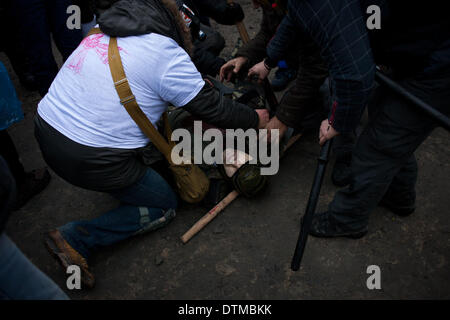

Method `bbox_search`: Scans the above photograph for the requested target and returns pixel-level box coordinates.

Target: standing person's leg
[13,0,58,97]
[331,83,379,187]
[310,83,437,237]
[0,234,68,300]
[45,167,178,288]
[0,157,67,300]
[47,0,83,61]
[0,130,51,210]
[330,131,356,187]
[0,130,26,185]
[380,155,418,216]
[0,4,37,91]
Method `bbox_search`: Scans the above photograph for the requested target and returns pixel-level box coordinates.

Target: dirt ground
[2,0,450,300]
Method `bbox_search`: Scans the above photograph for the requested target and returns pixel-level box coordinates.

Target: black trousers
[0,130,25,185]
[328,72,450,231]
[192,24,226,76]
[11,0,82,96]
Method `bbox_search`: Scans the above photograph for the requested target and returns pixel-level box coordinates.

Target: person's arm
[264,9,300,69]
[236,8,281,66]
[287,0,375,134]
[192,47,226,77]
[222,8,285,82]
[158,46,266,130]
[183,82,260,130]
[247,9,300,81]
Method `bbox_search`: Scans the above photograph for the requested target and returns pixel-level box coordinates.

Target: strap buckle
[114,78,136,105]
[114,78,129,87]
[120,94,136,105]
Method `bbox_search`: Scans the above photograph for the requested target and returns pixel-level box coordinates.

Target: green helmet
[221,162,267,198]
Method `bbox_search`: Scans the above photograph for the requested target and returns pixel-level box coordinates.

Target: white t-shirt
[38,31,204,149]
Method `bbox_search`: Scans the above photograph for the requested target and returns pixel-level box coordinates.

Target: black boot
[309,211,368,239]
[13,168,51,210]
[379,192,415,217]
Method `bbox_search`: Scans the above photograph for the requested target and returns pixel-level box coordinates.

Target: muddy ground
[2,0,450,299]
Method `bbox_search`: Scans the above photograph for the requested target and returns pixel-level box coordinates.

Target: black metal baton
[291,139,333,271]
[375,71,450,132]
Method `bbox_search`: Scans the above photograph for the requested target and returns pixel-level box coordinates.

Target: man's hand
[319,119,339,145]
[248,60,270,84]
[264,116,288,142]
[256,109,270,129]
[219,57,248,82]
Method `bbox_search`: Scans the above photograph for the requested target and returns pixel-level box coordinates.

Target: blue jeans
[58,168,178,259]
[0,234,68,300]
[12,0,82,96]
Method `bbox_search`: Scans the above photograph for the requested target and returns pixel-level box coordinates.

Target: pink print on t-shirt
[66,34,125,74]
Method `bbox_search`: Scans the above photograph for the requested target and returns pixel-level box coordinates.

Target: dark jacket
[235,0,299,68]
[266,0,450,133]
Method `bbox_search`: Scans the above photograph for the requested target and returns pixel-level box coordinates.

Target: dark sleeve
[192,48,226,76]
[265,9,300,68]
[272,0,376,133]
[236,9,277,66]
[183,82,259,130]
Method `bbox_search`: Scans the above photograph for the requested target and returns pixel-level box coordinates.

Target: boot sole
[379,201,415,217]
[310,230,367,239]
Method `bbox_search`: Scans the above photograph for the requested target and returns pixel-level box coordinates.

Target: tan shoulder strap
[107,36,173,160]
[86,27,103,37]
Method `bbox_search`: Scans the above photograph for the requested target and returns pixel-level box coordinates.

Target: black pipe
[291,139,333,271]
[375,71,450,132]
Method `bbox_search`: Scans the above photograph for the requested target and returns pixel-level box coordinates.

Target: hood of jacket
[97,0,193,55]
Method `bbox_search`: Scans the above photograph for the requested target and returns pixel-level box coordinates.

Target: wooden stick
[181,190,239,243]
[236,21,250,43]
[227,0,250,43]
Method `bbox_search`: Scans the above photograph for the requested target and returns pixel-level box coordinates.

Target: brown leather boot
[45,229,95,289]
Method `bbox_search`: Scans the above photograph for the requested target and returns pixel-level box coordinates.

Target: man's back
[37,31,204,149]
